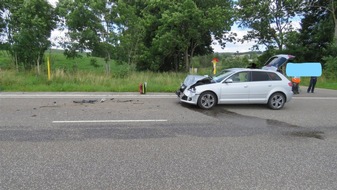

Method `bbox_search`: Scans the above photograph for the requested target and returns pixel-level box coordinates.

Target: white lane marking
[293,97,337,100]
[52,119,168,124]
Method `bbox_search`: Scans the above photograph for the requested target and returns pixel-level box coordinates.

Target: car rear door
[249,71,278,103]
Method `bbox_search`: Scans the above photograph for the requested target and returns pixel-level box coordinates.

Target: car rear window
[251,71,270,81]
[251,71,282,81]
[267,72,282,80]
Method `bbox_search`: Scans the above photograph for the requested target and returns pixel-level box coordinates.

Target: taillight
[288,82,293,87]
[288,55,295,59]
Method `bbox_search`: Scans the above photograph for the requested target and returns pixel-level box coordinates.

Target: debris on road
[73,99,98,104]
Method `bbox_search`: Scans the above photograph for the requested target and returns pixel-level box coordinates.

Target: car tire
[268,92,285,110]
[197,91,217,109]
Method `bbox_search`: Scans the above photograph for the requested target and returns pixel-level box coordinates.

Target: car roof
[226,68,278,72]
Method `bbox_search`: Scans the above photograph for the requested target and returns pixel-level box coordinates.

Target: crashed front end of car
[176,75,214,104]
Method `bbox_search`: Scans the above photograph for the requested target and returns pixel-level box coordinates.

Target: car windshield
[212,69,235,83]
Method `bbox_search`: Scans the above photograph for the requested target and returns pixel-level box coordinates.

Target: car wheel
[268,92,285,110]
[198,91,217,109]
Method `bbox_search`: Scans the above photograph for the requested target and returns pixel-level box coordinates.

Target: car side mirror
[225,78,233,83]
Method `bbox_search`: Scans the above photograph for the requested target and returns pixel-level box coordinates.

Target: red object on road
[139,83,143,94]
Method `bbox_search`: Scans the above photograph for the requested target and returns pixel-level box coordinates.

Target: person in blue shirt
[307,76,317,93]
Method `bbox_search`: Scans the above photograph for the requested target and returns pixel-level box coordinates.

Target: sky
[47,0,300,53]
[212,24,262,53]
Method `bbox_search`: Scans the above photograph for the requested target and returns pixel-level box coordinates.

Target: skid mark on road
[192,106,326,140]
[285,131,325,140]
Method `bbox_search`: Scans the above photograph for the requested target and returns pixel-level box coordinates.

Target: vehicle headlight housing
[188,87,196,93]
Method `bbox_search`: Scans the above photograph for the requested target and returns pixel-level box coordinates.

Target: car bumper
[286,91,293,102]
[176,90,199,105]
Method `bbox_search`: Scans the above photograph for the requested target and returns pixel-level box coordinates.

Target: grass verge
[0,70,186,92]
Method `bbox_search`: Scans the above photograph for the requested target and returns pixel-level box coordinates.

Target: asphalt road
[1,88,337,190]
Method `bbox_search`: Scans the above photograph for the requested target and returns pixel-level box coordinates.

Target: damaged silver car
[176,68,293,110]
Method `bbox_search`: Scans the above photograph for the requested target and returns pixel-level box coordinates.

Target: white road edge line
[0,94,177,99]
[52,119,168,124]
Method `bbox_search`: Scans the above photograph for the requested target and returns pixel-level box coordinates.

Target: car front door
[219,71,250,103]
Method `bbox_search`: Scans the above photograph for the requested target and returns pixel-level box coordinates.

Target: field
[0,50,336,92]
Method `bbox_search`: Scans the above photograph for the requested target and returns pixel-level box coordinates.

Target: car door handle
[268,85,272,87]
[244,85,248,88]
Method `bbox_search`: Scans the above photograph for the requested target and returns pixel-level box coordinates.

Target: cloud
[48,0,57,7]
[213,18,302,53]
[212,24,264,53]
[212,41,258,53]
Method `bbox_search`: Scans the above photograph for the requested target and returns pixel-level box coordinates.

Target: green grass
[2,69,335,92]
[299,76,337,90]
[0,49,337,92]
[0,70,186,92]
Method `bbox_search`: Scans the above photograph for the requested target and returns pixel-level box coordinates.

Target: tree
[149,0,207,71]
[111,0,146,66]
[4,0,57,73]
[135,0,235,71]
[56,0,235,72]
[300,1,333,61]
[57,0,121,74]
[237,0,299,51]
[56,0,106,57]
[0,1,6,37]
[300,0,337,78]
[302,0,337,42]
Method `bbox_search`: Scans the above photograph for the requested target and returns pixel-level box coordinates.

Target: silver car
[176,68,293,110]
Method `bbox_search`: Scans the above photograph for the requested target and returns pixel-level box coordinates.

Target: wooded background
[0,0,336,78]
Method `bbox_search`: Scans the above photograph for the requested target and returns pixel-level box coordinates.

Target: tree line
[0,0,336,77]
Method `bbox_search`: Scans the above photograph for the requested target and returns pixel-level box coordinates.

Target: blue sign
[286,63,322,77]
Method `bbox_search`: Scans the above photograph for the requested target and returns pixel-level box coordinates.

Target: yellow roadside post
[212,58,219,75]
[47,56,51,80]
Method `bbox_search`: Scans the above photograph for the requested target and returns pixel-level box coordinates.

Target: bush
[90,58,100,68]
[220,56,251,69]
[322,55,337,79]
[111,63,131,78]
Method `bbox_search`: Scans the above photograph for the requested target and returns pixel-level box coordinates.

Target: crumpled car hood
[183,75,210,87]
